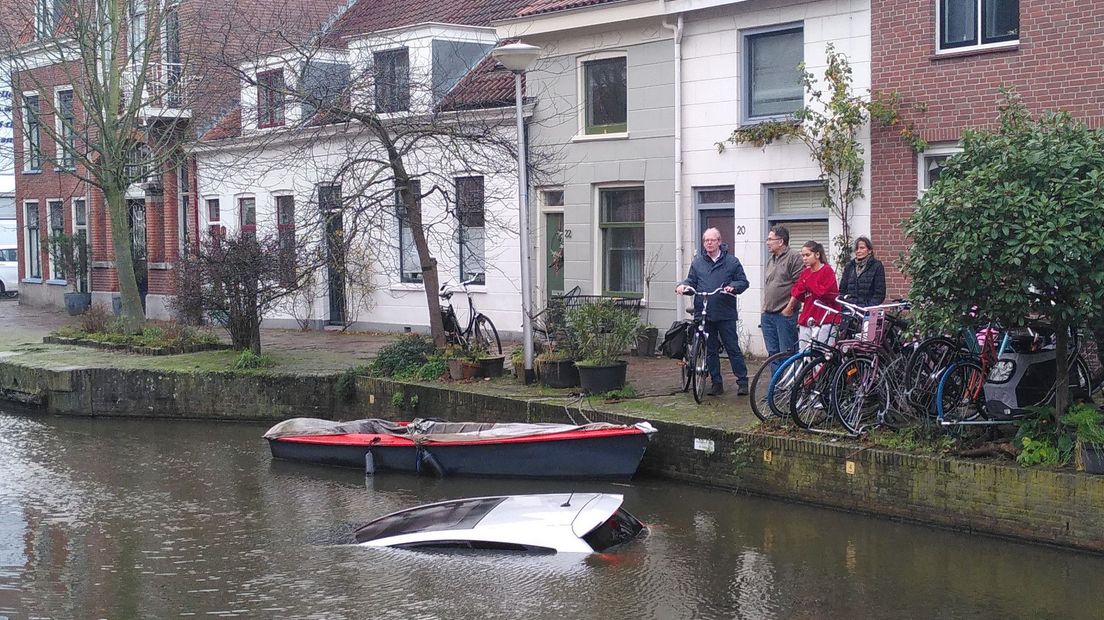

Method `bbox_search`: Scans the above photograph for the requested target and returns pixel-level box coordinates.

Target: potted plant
[634,323,659,356]
[568,299,639,394]
[1066,404,1104,473]
[445,345,481,381]
[477,346,505,378]
[47,232,91,315]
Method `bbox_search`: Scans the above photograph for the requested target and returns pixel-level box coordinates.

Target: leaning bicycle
[440,277,501,355]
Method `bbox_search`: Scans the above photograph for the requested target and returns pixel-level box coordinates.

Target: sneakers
[707,383,725,396]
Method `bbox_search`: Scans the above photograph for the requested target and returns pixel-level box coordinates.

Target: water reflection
[1,411,1103,619]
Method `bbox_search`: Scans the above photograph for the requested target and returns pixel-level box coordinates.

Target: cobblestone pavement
[0,298,762,428]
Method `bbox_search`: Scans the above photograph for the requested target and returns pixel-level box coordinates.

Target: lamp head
[492,42,542,73]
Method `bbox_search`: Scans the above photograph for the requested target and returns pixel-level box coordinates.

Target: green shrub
[391,391,405,408]
[1014,407,1074,467]
[568,300,639,366]
[336,368,358,402]
[79,303,112,333]
[416,359,448,381]
[371,335,436,377]
[235,350,275,369]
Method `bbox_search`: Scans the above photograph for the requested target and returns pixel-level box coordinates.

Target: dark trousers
[706,319,748,386]
[761,311,799,371]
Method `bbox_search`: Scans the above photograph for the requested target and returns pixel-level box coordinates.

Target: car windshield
[354,497,506,543]
[581,507,644,552]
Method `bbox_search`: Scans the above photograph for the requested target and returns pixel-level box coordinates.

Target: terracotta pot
[447,358,482,380]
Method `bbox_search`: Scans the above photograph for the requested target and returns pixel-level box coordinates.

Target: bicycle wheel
[903,336,959,417]
[790,354,835,430]
[680,332,694,393]
[880,354,923,430]
[690,335,708,403]
[768,351,814,419]
[832,356,889,435]
[472,315,502,355]
[750,352,792,422]
[936,360,986,424]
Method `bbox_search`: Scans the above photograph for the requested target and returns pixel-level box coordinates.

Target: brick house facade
[870,0,1104,297]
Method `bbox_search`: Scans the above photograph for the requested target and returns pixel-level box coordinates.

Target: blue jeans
[705,319,748,386]
[761,311,799,358]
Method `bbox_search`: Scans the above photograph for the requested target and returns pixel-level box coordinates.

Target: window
[25,202,41,278]
[35,0,62,39]
[301,61,351,118]
[918,145,963,195]
[694,187,736,250]
[23,94,41,171]
[178,161,191,251]
[374,48,409,113]
[939,0,1019,51]
[745,26,804,120]
[598,187,644,296]
[206,198,220,222]
[57,89,75,169]
[276,195,295,283]
[765,184,829,259]
[431,40,493,102]
[456,176,485,285]
[48,200,64,279]
[239,197,256,236]
[582,56,626,135]
[128,0,146,71]
[396,179,422,283]
[163,2,182,107]
[125,144,150,184]
[256,70,285,128]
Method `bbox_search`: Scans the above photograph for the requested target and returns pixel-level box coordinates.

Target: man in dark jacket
[675,228,750,395]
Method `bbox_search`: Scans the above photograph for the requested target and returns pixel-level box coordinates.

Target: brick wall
[871,0,1104,297]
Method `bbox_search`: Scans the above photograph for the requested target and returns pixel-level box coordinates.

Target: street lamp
[492,42,541,384]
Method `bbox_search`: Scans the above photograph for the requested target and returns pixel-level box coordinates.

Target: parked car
[0,246,17,297]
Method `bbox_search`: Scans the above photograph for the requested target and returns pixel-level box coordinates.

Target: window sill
[45,279,68,286]
[932,42,1018,61]
[739,114,800,129]
[572,131,630,143]
[21,170,42,175]
[22,277,43,284]
[390,282,426,292]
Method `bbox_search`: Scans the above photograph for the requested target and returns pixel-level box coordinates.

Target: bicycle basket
[860,308,888,344]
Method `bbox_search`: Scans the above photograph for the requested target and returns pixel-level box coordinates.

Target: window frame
[22,92,42,172]
[595,185,645,298]
[395,179,423,284]
[578,53,628,136]
[374,47,410,114]
[238,196,256,236]
[936,0,1020,53]
[742,23,805,124]
[917,143,963,195]
[72,197,89,293]
[256,69,286,129]
[275,194,296,284]
[762,181,830,264]
[128,0,147,73]
[47,199,65,280]
[206,197,221,223]
[24,201,42,279]
[55,87,76,169]
[455,175,486,285]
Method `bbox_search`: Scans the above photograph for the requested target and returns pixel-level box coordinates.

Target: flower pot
[447,358,482,380]
[633,327,659,356]
[479,355,505,378]
[576,360,628,395]
[538,358,579,388]
[64,292,92,316]
[1076,441,1104,474]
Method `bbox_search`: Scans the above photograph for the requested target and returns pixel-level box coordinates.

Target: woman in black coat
[838,236,886,307]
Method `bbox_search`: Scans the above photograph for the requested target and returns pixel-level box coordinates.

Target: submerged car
[353,493,646,554]
[0,246,17,297]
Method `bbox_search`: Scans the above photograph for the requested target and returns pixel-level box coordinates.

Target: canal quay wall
[2,361,1102,553]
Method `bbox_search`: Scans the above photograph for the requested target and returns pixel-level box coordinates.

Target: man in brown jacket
[761,225,804,361]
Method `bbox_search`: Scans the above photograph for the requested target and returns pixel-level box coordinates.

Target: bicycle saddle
[439,291,454,300]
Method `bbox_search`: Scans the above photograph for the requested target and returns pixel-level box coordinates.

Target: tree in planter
[902,90,1104,421]
[721,45,925,269]
[568,300,640,367]
[45,232,90,312]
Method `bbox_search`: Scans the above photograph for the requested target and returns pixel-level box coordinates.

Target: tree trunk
[405,179,446,347]
[1053,319,1070,423]
[104,187,145,333]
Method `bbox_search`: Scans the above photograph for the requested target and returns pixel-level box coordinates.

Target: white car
[0,246,17,297]
[354,493,646,554]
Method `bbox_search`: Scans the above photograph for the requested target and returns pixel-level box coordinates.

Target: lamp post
[492,42,541,384]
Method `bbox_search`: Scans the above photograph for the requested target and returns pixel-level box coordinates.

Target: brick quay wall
[1,361,1101,553]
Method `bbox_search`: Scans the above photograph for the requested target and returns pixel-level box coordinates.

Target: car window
[354,497,506,543]
[0,249,16,262]
[581,507,645,552]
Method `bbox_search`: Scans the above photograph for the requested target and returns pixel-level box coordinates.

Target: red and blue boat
[264,418,657,479]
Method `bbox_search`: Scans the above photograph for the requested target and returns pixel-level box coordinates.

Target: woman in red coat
[782,240,840,349]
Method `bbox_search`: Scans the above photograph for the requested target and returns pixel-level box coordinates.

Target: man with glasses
[762,225,803,360]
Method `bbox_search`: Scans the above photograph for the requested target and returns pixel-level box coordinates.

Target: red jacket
[792,265,840,326]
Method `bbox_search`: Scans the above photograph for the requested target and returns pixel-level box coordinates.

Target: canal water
[1,411,1102,619]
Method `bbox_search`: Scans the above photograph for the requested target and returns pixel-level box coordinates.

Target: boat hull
[267,428,652,479]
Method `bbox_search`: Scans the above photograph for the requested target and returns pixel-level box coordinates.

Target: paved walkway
[0,298,762,429]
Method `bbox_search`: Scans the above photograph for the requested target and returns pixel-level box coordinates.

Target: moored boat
[264,418,657,479]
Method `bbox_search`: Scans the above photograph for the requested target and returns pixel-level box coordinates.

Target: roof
[331,0,532,40]
[436,50,520,112]
[514,0,628,18]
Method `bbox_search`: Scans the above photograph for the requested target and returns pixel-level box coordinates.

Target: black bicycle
[440,277,501,354]
[680,286,738,403]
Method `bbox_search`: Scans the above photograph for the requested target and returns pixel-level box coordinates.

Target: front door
[127,199,148,303]
[325,211,345,324]
[545,212,564,302]
[699,209,735,250]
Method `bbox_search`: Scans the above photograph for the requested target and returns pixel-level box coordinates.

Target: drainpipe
[662,14,685,316]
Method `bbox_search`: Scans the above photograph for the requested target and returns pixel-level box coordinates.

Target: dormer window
[301,61,350,118]
[257,70,285,128]
[431,40,493,102]
[374,48,409,113]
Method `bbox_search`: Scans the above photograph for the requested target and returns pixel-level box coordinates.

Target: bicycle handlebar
[679,286,738,298]
[835,297,910,314]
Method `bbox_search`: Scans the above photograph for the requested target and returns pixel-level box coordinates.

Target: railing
[122,63,192,117]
